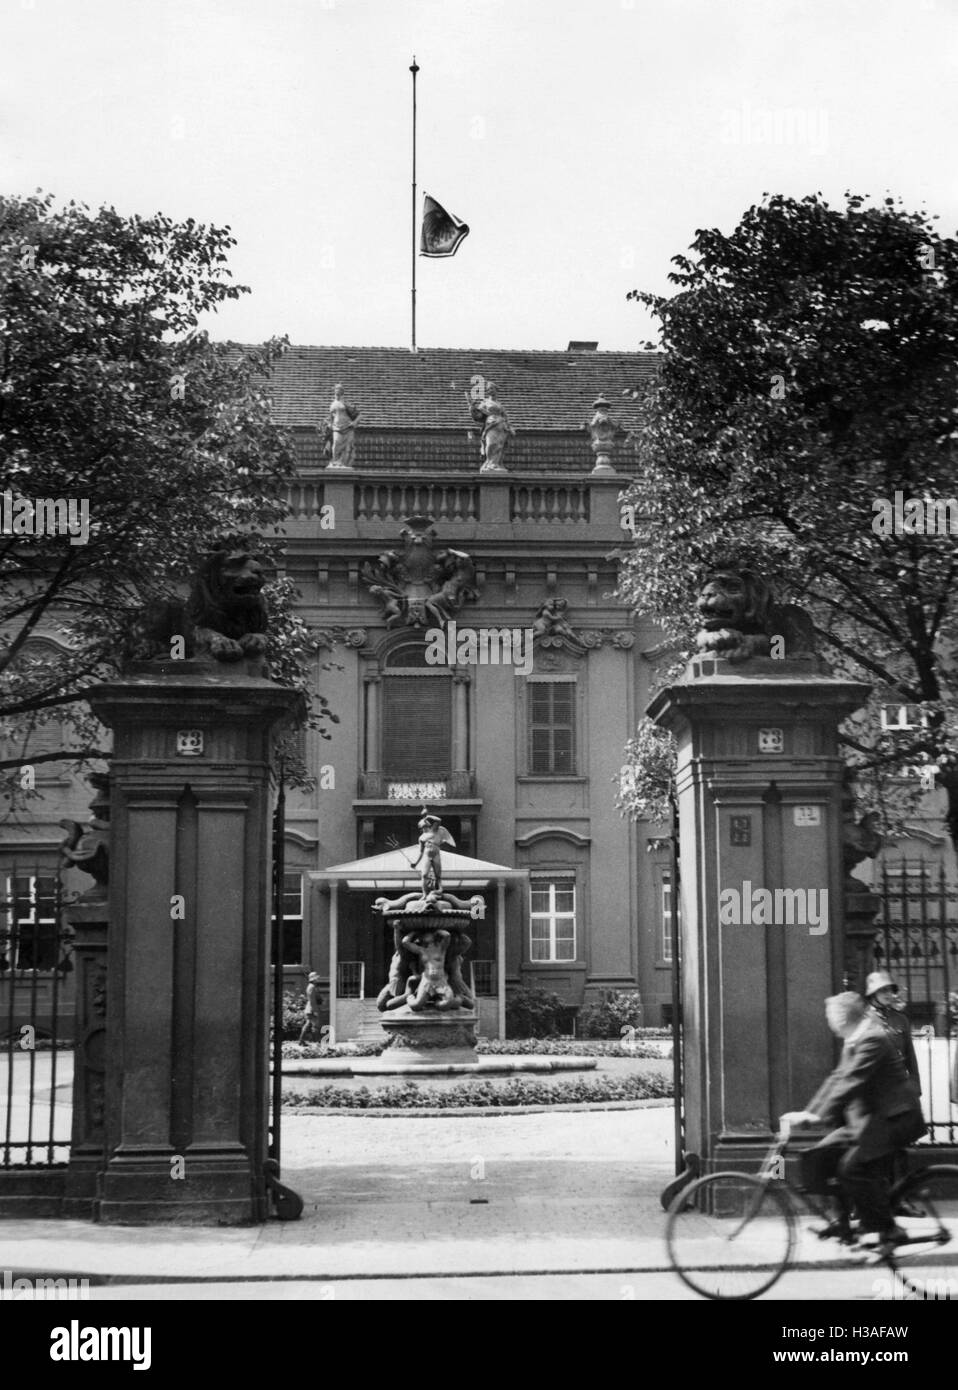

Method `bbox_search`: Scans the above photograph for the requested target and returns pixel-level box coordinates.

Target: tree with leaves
[616,192,958,847]
[0,192,333,809]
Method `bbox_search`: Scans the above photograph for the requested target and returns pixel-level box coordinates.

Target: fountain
[371,810,482,1064]
[290,808,599,1084]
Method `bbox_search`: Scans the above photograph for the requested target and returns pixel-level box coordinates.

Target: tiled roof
[267,346,660,432]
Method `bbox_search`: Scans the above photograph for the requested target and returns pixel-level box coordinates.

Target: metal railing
[337,961,365,999]
[870,859,957,1145]
[1,866,74,1167]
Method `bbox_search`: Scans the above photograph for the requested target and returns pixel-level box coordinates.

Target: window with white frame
[271,871,304,966]
[661,872,675,963]
[529,875,576,962]
[1,873,61,971]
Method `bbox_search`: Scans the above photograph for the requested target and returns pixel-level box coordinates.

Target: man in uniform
[864,970,921,1093]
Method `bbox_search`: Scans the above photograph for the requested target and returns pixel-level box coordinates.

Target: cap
[864,971,898,998]
[307,972,322,984]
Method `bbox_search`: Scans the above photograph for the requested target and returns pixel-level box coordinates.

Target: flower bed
[282,1039,384,1059]
[476,1038,666,1058]
[284,1070,673,1110]
[281,1035,670,1061]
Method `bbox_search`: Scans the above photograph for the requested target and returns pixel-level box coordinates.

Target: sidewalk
[0,1107,952,1285]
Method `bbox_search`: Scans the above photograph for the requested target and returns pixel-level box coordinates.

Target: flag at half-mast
[420,194,470,257]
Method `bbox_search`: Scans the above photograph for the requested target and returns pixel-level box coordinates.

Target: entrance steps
[355,999,389,1041]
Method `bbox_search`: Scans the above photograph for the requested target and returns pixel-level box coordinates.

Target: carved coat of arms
[360,517,478,628]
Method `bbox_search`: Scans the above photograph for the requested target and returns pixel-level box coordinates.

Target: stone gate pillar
[649,651,869,1174]
[88,662,301,1224]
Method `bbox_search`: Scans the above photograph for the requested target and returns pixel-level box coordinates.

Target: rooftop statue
[325,383,359,470]
[470,382,515,473]
[583,394,623,474]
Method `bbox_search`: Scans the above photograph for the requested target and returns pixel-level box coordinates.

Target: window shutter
[382,675,452,777]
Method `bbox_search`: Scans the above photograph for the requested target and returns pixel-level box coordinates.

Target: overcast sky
[2,0,957,351]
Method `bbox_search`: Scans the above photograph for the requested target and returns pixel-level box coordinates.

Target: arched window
[380,639,452,779]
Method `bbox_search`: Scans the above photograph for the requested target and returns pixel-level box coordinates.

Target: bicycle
[665,1121,958,1300]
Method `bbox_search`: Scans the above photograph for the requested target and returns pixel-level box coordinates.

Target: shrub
[505,985,568,1038]
[282,1039,384,1059]
[476,1037,665,1058]
[284,1070,673,1110]
[281,1036,670,1060]
[279,989,307,1040]
[578,989,644,1039]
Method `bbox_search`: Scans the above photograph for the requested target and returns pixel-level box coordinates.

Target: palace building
[6,343,954,1044]
[271,343,676,1038]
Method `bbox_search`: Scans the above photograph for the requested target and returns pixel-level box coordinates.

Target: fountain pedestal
[380,1008,479,1065]
[374,887,482,1063]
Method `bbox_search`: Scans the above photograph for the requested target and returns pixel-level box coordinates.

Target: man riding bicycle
[781,991,926,1254]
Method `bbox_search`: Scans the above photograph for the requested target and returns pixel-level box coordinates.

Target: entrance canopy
[310,846,526,892]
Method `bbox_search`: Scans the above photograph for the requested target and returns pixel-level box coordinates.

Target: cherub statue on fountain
[412,808,455,900]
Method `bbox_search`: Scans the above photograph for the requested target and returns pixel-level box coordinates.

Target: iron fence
[1,865,74,1166]
[870,859,958,1146]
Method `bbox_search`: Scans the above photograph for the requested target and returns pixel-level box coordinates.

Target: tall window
[1,874,61,972]
[381,642,452,779]
[528,679,575,775]
[661,873,675,964]
[271,872,304,966]
[529,875,576,962]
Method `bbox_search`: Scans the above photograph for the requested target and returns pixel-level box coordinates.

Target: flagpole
[410,56,419,353]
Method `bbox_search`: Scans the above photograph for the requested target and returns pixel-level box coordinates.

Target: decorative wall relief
[361,516,478,628]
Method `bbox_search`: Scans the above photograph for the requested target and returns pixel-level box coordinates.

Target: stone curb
[6,1242,955,1286]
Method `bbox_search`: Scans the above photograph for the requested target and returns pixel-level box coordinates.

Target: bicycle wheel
[666,1172,796,1300]
[887,1165,958,1299]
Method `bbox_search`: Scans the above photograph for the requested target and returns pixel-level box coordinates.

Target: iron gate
[0,865,74,1168]
[869,859,957,1146]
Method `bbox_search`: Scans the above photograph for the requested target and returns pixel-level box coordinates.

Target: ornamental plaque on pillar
[648,562,870,1176]
[89,547,304,1224]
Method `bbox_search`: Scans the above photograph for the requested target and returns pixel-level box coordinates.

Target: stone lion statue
[695,565,818,664]
[136,547,270,667]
